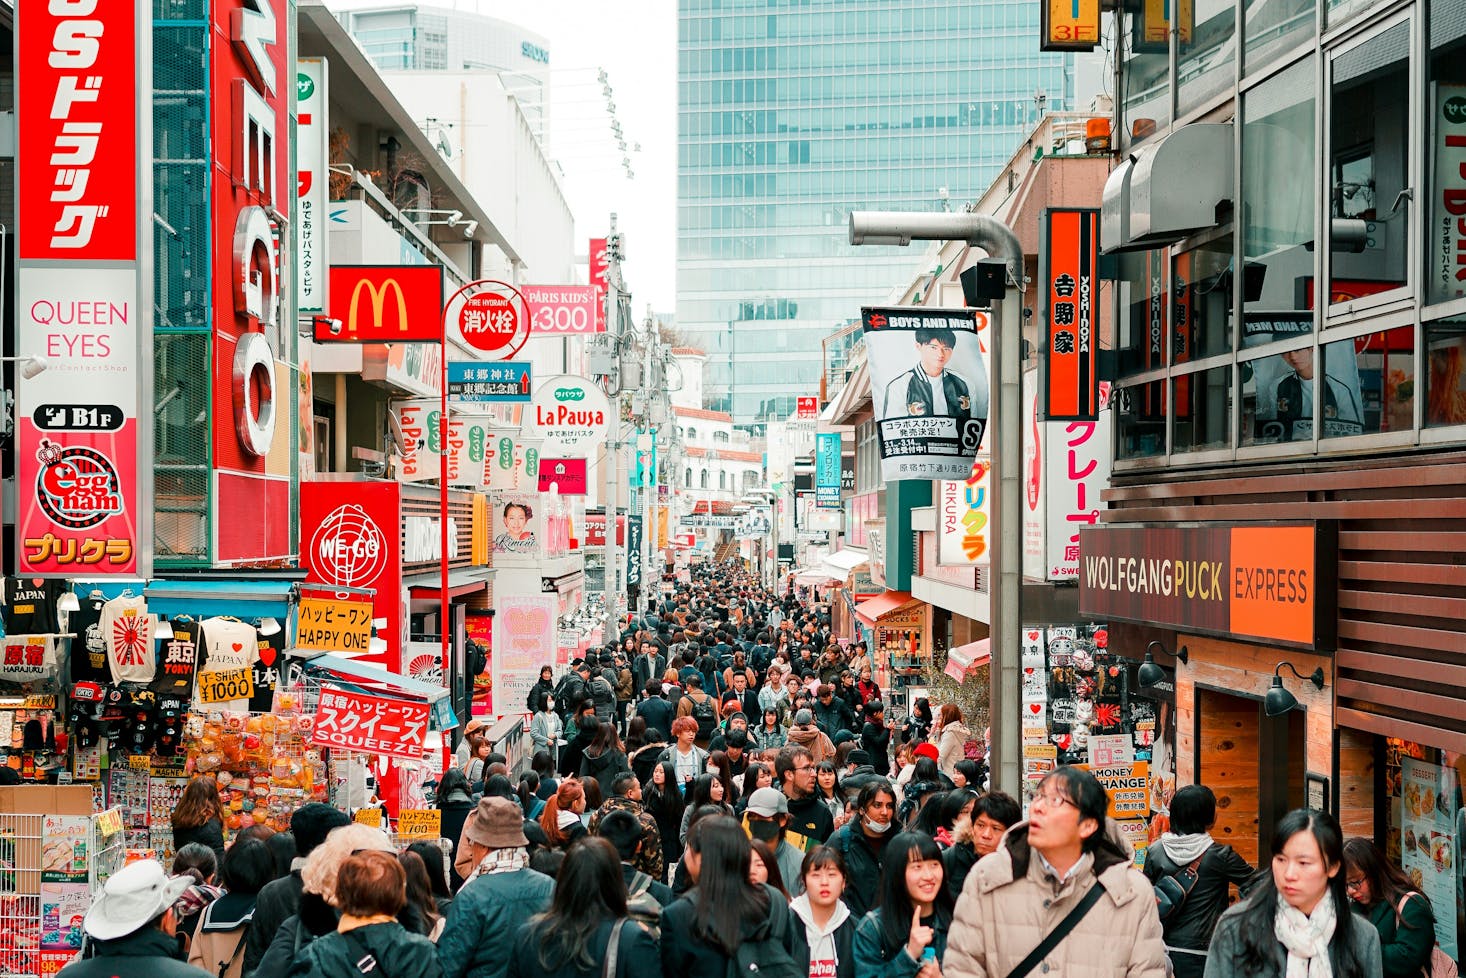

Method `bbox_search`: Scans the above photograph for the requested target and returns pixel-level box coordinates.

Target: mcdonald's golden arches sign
[321,265,445,342]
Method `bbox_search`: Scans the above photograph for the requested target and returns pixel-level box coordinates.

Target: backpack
[1154,850,1206,922]
[1395,893,1459,978]
[592,676,617,720]
[726,890,801,978]
[690,694,718,741]
[554,675,586,718]
[626,870,662,939]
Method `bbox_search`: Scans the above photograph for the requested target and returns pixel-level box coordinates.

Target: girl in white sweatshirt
[789,845,858,978]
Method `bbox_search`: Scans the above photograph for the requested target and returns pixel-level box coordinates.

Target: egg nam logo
[34,440,124,529]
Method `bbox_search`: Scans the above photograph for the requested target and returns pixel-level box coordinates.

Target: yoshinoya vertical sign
[1078,523,1337,649]
[1041,209,1101,422]
[15,0,150,576]
[815,432,842,509]
[296,59,329,313]
[862,307,990,481]
[1429,84,1466,307]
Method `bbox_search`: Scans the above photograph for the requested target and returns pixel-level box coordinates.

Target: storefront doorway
[1196,688,1305,866]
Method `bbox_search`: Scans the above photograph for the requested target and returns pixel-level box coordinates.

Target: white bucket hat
[83,861,191,941]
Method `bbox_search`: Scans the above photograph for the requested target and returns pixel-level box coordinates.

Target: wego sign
[301,481,402,671]
[323,266,444,343]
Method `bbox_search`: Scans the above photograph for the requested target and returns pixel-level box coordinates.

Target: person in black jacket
[63,861,211,978]
[526,665,556,715]
[812,685,857,739]
[659,815,801,978]
[285,851,440,978]
[636,680,676,741]
[860,702,894,777]
[790,846,859,978]
[244,803,350,974]
[825,780,899,917]
[506,837,659,978]
[171,776,227,867]
[1142,783,1255,978]
[941,790,1019,903]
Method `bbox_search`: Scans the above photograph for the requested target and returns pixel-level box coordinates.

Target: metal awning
[294,652,457,729]
[143,579,295,619]
[1101,123,1233,254]
[821,549,869,576]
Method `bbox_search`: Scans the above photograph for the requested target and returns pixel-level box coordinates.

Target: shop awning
[821,548,868,576]
[794,568,840,587]
[944,638,991,682]
[295,652,457,730]
[143,579,295,619]
[855,590,918,626]
[405,568,494,597]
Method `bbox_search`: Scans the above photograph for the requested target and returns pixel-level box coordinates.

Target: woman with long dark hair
[579,720,631,800]
[405,841,453,919]
[814,761,843,825]
[707,749,741,808]
[899,698,933,746]
[851,832,953,978]
[398,850,444,941]
[506,837,659,978]
[1342,837,1433,978]
[660,815,800,978]
[172,776,227,864]
[749,839,790,899]
[644,759,686,876]
[1203,810,1380,978]
[680,773,735,843]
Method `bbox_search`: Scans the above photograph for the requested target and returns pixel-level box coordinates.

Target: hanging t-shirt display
[0,636,58,683]
[100,595,156,685]
[68,595,112,685]
[4,579,64,635]
[152,618,201,698]
[196,617,259,712]
[248,632,283,712]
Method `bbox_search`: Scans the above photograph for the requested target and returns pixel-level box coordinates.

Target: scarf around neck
[1274,889,1337,978]
[1160,831,1215,864]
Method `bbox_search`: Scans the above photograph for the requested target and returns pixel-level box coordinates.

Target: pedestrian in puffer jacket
[286,851,440,978]
[244,803,350,975]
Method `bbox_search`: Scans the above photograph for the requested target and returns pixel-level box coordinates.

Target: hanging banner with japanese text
[1044,384,1113,580]
[296,59,328,312]
[1040,209,1101,422]
[861,307,990,481]
[312,685,430,761]
[938,457,991,566]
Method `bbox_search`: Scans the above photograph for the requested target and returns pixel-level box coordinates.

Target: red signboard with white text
[796,396,819,420]
[211,0,294,564]
[522,285,604,335]
[300,482,402,671]
[312,685,430,761]
[14,0,148,576]
[582,512,627,548]
[589,237,609,331]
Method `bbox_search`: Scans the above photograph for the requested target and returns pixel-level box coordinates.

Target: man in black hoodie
[244,802,350,974]
[776,744,834,846]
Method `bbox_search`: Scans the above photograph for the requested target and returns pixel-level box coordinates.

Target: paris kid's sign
[1078,523,1336,649]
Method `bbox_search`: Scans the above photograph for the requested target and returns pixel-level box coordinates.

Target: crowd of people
[64,563,1445,978]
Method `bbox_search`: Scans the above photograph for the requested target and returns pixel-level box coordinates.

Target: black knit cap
[290,802,351,857]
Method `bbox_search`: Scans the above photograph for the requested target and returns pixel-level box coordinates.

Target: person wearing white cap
[61,861,213,978]
[742,786,806,888]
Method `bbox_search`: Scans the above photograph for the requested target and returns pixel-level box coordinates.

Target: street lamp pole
[602,217,622,631]
[848,211,1024,795]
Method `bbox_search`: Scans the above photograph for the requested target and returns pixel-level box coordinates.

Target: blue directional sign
[447,361,532,402]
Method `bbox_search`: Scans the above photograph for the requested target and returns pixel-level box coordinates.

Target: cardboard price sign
[1081,762,1151,818]
[296,596,375,654]
[353,808,383,828]
[397,809,441,839]
[197,667,256,705]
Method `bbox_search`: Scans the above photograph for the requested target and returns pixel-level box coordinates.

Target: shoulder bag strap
[218,929,250,978]
[603,919,628,978]
[1003,883,1107,978]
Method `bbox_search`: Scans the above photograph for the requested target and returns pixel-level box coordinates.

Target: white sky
[517,0,678,316]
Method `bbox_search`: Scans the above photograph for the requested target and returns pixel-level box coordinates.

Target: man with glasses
[776,744,834,847]
[882,326,977,421]
[946,766,1168,978]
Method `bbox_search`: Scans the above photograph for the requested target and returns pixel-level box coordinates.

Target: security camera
[314,316,343,336]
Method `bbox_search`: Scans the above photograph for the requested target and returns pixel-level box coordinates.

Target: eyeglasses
[1030,791,1075,811]
[1346,878,1366,892]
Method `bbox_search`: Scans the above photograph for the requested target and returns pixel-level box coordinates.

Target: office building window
[1173,366,1233,452]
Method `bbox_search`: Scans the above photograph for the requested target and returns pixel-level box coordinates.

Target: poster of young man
[492,490,544,565]
[1247,344,1364,442]
[861,306,990,481]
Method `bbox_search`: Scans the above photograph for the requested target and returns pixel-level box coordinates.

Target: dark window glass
[1116,381,1168,459]
[1173,366,1232,452]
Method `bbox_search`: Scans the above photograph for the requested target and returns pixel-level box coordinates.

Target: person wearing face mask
[824,780,899,918]
[742,787,808,889]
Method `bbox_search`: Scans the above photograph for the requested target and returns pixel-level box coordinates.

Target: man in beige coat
[945,767,1168,978]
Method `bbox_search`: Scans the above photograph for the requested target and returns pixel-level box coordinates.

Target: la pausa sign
[1078,523,1336,649]
[529,375,610,456]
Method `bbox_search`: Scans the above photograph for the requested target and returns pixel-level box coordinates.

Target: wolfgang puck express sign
[1078,524,1336,649]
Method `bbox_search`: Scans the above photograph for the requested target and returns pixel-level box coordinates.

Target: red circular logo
[458,292,519,353]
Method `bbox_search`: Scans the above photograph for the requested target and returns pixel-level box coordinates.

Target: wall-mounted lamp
[1137,640,1187,688]
[1264,661,1325,717]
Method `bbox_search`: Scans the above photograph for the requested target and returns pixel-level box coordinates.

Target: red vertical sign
[1040,209,1100,421]
[589,237,609,332]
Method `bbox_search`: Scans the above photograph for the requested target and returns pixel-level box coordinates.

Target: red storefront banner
[582,512,626,547]
[522,285,603,335]
[323,266,445,342]
[538,458,588,494]
[300,481,402,671]
[1040,209,1101,421]
[312,685,430,761]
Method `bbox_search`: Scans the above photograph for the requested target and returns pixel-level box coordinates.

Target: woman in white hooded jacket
[931,704,971,781]
[789,845,858,978]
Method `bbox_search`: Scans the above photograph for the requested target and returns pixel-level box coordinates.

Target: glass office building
[677,0,1075,423]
